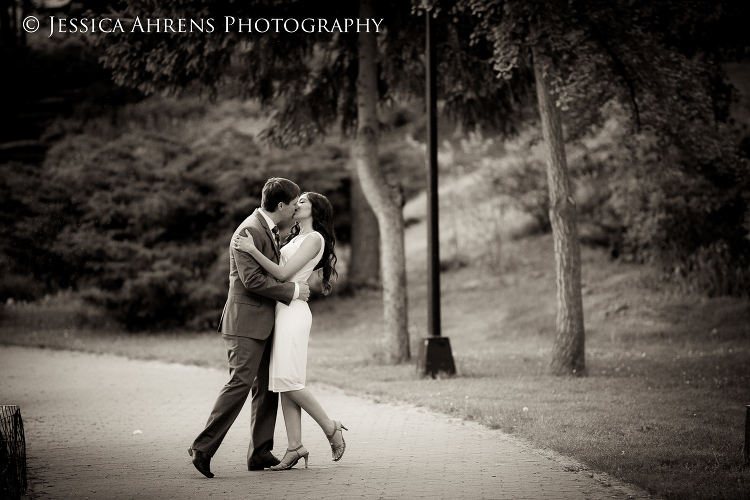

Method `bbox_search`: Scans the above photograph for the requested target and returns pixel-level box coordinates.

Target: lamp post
[418,7,456,378]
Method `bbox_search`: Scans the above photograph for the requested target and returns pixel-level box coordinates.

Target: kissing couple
[188,177,347,477]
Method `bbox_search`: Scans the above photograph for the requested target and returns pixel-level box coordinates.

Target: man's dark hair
[261,178,300,212]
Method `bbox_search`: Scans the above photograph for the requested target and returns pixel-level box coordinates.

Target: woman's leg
[286,388,346,460]
[285,388,335,437]
[279,393,302,449]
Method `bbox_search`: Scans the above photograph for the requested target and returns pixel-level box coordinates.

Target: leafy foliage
[448,0,748,134]
[604,128,750,296]
[483,102,750,296]
[2,82,428,329]
[442,0,750,295]
[31,99,351,330]
[96,0,531,145]
[0,162,60,301]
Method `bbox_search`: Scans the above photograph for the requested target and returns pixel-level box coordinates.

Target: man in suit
[189,178,310,477]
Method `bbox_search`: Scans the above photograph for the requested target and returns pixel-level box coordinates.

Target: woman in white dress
[233,192,346,470]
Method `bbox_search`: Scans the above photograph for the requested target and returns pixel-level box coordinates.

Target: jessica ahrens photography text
[25,16,384,37]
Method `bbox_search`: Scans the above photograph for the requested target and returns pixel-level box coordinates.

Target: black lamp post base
[418,337,456,378]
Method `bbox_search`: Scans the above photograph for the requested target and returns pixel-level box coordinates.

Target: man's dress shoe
[188,447,214,478]
[248,455,281,471]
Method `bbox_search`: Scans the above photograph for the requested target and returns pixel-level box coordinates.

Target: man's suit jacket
[217,209,296,340]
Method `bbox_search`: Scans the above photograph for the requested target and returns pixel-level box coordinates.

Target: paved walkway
[1,346,653,500]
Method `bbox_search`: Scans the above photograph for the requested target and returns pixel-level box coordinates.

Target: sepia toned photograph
[1,0,749,499]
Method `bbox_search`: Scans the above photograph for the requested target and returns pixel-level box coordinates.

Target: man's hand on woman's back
[298,283,310,302]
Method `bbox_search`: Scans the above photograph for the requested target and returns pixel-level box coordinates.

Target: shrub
[1,291,115,330]
[475,102,750,295]
[577,104,750,295]
[673,241,750,297]
[28,98,354,330]
[482,129,551,233]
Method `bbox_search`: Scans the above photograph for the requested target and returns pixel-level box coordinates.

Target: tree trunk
[531,44,586,376]
[347,164,380,288]
[354,0,409,363]
[0,0,12,45]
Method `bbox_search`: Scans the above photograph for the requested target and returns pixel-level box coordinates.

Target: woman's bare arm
[234,230,322,281]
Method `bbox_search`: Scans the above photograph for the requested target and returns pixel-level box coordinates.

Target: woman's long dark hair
[284,192,338,295]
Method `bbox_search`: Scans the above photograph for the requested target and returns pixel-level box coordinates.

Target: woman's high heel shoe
[269,445,309,470]
[326,420,348,462]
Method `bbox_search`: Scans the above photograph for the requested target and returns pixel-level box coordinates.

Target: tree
[354,0,409,362]
[347,169,380,289]
[0,0,23,46]
[98,0,381,288]
[98,0,417,358]
[449,0,750,373]
[530,39,585,375]
[448,0,588,374]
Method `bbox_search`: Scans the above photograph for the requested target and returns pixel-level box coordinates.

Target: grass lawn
[2,233,749,499]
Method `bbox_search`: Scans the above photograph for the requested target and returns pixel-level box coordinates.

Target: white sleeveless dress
[269,231,325,393]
